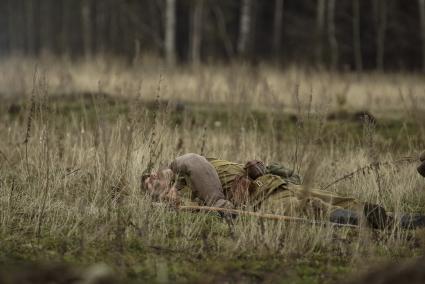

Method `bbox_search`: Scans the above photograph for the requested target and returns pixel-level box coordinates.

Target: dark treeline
[1,0,425,71]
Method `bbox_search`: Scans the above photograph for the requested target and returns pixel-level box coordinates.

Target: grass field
[0,58,425,283]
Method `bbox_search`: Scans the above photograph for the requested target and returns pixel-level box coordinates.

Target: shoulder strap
[250,174,287,206]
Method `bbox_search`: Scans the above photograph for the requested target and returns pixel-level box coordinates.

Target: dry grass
[1,56,425,116]
[0,57,425,282]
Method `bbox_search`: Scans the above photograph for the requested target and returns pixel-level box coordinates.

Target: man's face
[143,169,174,199]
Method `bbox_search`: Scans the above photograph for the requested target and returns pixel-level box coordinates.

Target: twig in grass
[299,153,320,209]
[24,66,38,173]
[61,168,81,179]
[291,84,301,174]
[200,125,207,156]
[320,157,417,191]
[36,126,51,239]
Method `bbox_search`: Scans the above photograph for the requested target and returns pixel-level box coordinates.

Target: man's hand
[160,185,180,207]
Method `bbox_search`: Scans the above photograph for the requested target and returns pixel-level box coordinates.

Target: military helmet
[418,161,425,178]
[244,160,266,180]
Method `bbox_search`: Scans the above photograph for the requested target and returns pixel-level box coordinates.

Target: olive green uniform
[207,157,361,216]
[170,153,425,229]
[172,154,360,216]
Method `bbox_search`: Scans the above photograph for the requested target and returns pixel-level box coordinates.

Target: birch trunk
[238,0,252,56]
[191,0,204,66]
[165,0,177,65]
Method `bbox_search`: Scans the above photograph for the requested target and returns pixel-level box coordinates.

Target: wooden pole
[176,205,359,229]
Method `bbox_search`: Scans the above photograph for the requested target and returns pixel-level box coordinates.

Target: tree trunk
[238,0,252,57]
[81,0,92,59]
[25,0,35,55]
[165,0,177,66]
[109,0,119,54]
[352,0,362,72]
[272,0,284,57]
[316,0,326,66]
[40,0,52,55]
[419,0,425,72]
[212,6,234,58]
[60,0,70,56]
[7,0,15,54]
[191,0,204,66]
[148,0,163,50]
[375,0,387,71]
[328,0,338,69]
[95,0,107,54]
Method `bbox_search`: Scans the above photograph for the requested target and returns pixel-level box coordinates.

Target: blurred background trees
[0,0,424,71]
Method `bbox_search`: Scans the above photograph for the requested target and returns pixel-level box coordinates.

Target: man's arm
[169,153,230,207]
[173,174,187,191]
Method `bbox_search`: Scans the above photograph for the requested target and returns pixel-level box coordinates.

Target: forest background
[2,0,425,71]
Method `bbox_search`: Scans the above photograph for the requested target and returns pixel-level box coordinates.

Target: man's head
[141,168,175,200]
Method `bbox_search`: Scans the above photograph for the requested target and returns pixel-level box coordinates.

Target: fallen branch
[321,157,417,191]
[176,205,358,229]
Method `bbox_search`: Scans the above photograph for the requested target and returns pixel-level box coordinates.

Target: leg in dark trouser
[329,203,391,229]
[363,203,390,230]
[399,214,425,229]
[330,204,425,230]
[329,208,360,226]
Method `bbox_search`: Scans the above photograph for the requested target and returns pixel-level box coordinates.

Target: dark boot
[330,204,390,229]
[399,214,425,229]
[329,208,360,226]
[418,161,425,177]
[363,203,390,230]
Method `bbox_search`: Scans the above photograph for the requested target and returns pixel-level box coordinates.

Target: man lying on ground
[142,153,425,230]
